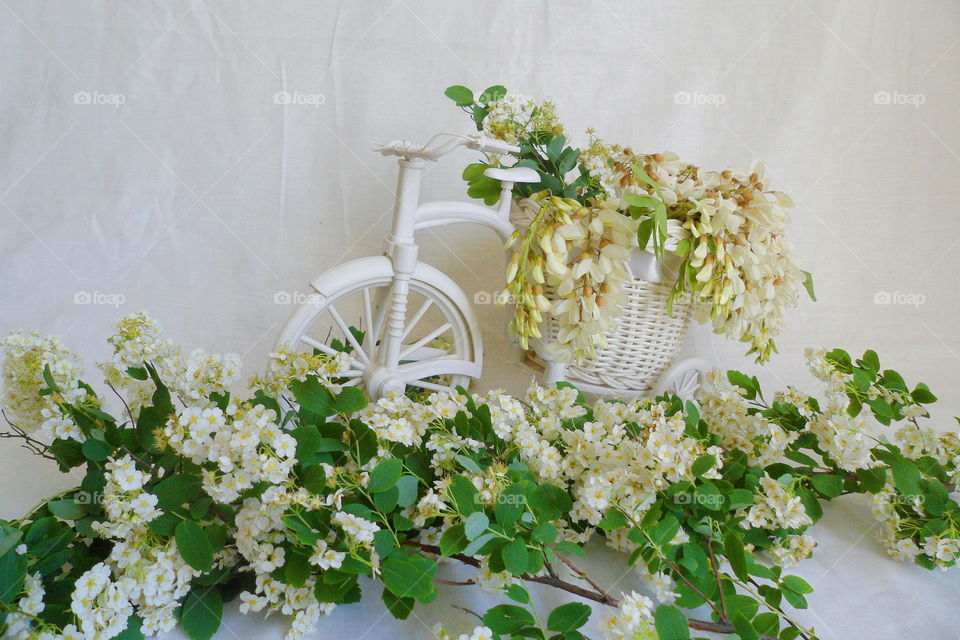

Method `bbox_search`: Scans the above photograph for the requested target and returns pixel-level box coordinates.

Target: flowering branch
[0,315,957,640]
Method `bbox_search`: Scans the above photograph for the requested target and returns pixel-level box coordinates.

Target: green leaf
[531,523,558,543]
[691,454,715,477]
[801,270,816,302]
[636,217,656,252]
[483,604,536,635]
[782,575,813,594]
[891,458,922,497]
[180,586,223,640]
[314,571,358,603]
[495,482,529,527]
[154,473,203,510]
[462,532,497,556]
[285,548,312,588]
[349,419,378,466]
[302,465,327,494]
[382,589,415,620]
[369,458,403,494]
[547,602,591,632]
[724,532,749,581]
[289,376,335,419]
[42,364,60,391]
[0,524,22,559]
[444,85,474,106]
[175,519,214,572]
[333,386,368,414]
[464,512,490,541]
[809,474,844,498]
[380,552,438,602]
[126,366,149,381]
[440,524,467,556]
[449,475,481,515]
[555,540,585,557]
[596,508,628,531]
[528,484,572,522]
[911,383,938,404]
[396,475,419,508]
[857,466,887,493]
[0,549,27,604]
[506,584,530,603]
[726,370,758,399]
[81,438,114,462]
[880,369,908,392]
[47,498,86,521]
[454,454,483,473]
[478,85,507,103]
[732,611,759,640]
[501,538,529,576]
[859,350,880,373]
[781,587,808,609]
[654,605,691,640]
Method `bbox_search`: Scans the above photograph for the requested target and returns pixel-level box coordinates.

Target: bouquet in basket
[444,85,815,365]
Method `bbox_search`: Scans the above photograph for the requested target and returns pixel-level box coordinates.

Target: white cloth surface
[1,1,959,638]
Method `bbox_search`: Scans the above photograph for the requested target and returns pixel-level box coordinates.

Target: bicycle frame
[377,148,520,372]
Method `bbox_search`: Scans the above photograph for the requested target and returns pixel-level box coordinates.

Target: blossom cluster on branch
[0,313,956,640]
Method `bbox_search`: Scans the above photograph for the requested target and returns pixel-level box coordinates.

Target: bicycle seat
[483,166,540,184]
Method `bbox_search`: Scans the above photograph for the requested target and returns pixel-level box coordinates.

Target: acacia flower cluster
[448,85,812,364]
[0,313,957,640]
[505,194,635,362]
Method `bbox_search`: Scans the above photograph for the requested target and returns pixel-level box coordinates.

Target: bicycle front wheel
[275,257,482,399]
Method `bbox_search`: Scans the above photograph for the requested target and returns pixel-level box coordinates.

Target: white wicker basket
[512,198,694,395]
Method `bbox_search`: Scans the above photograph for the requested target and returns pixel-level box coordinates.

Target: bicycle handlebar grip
[467,136,520,155]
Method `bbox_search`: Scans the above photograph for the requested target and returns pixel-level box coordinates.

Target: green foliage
[444,84,601,204]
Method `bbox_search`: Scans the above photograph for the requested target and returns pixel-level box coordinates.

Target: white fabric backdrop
[1,1,959,638]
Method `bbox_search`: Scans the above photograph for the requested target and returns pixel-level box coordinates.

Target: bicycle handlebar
[372,133,519,161]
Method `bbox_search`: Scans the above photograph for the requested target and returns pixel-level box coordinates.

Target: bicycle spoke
[407,378,453,392]
[399,322,451,361]
[299,335,364,369]
[362,288,373,346]
[370,288,390,351]
[401,299,434,342]
[327,305,370,364]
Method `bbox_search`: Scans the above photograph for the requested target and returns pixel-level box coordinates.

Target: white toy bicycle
[275,132,703,400]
